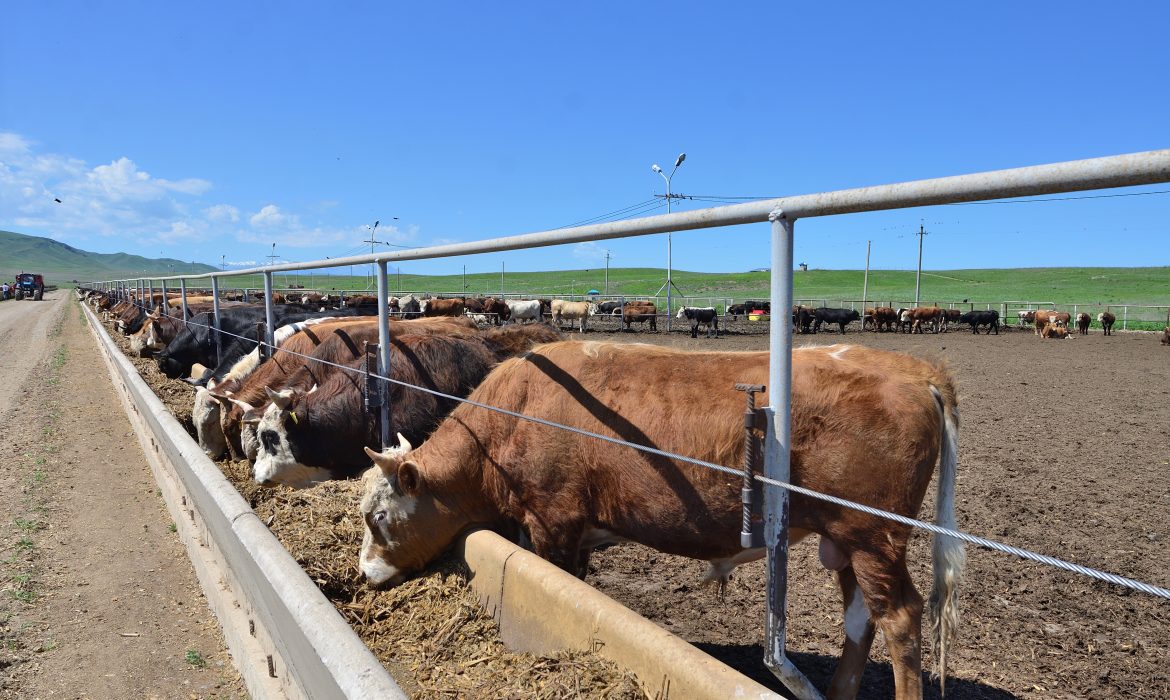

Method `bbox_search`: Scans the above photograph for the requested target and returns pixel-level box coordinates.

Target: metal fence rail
[87,148,1170,700]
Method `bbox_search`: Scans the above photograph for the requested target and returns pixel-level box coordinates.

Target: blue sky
[1,1,1167,276]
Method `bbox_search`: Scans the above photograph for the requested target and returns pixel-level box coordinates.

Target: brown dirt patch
[0,294,245,699]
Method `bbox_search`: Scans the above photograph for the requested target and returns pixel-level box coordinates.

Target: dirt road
[0,292,245,699]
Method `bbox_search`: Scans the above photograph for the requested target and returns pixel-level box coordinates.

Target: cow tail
[929,385,964,695]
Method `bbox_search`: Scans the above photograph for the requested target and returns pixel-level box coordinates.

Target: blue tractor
[13,272,45,301]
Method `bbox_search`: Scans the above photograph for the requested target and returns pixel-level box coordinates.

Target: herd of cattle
[81,285,972,696]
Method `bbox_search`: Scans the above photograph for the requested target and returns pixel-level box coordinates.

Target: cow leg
[827,566,877,700]
[524,515,587,578]
[851,552,924,700]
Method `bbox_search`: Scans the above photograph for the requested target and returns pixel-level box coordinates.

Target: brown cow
[360,342,963,699]
[422,298,466,317]
[1160,327,1169,345]
[1098,312,1116,336]
[1034,311,1071,336]
[243,322,558,486]
[128,311,185,357]
[622,301,658,331]
[1075,312,1090,335]
[482,297,511,325]
[1041,323,1071,340]
[940,308,961,333]
[217,316,480,462]
[908,307,944,334]
[870,306,898,332]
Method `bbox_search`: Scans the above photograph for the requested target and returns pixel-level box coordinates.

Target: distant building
[799,263,808,271]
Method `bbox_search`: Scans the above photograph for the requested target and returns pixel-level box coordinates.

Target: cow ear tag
[289,411,299,425]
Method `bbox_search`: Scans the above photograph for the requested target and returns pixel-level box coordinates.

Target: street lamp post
[652,152,686,331]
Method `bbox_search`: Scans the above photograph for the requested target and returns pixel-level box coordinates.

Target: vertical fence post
[376,260,393,450]
[179,279,189,325]
[161,279,169,316]
[263,271,275,359]
[211,276,222,365]
[762,208,822,700]
[1123,306,1128,330]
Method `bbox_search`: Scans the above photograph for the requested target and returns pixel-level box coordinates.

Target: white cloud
[0,130,421,263]
[249,204,300,229]
[205,204,240,223]
[572,241,612,262]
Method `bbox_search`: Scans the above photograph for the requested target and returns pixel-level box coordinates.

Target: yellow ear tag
[289,411,299,425]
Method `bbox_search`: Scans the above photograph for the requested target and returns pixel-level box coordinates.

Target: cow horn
[364,445,400,475]
[265,386,294,409]
[396,433,412,453]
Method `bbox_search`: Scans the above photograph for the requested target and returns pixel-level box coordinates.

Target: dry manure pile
[105,322,642,699]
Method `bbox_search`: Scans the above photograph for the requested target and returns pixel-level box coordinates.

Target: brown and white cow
[128,311,184,357]
[1040,323,1072,340]
[905,307,944,334]
[1034,311,1071,336]
[1075,312,1091,335]
[1098,311,1116,336]
[246,323,561,487]
[217,316,482,462]
[359,341,963,699]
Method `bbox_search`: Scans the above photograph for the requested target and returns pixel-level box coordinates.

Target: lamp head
[675,153,686,167]
[651,164,662,174]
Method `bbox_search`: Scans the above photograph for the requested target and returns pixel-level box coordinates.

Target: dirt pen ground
[110,312,1169,699]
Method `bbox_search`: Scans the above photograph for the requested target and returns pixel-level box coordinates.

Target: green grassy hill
[244,265,1169,307]
[0,230,216,285]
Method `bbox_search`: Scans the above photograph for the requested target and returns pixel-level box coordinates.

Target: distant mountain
[0,230,216,284]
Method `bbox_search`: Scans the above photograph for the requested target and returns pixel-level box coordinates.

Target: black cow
[812,308,861,334]
[957,310,1000,335]
[793,306,817,334]
[727,303,750,320]
[156,306,374,383]
[597,301,622,315]
[676,306,719,338]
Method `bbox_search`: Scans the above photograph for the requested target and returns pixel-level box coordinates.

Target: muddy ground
[106,309,1169,699]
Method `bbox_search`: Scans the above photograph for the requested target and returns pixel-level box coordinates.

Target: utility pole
[862,240,871,315]
[652,153,686,331]
[365,220,380,290]
[360,217,400,290]
[221,255,226,271]
[914,222,928,307]
[604,250,611,295]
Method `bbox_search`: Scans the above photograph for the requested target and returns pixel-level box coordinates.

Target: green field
[208,265,1169,308]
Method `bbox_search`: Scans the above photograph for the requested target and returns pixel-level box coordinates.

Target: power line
[556,198,664,229]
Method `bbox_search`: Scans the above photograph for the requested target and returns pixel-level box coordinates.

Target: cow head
[192,381,228,460]
[250,386,332,488]
[675,306,688,319]
[157,351,185,380]
[359,436,466,589]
